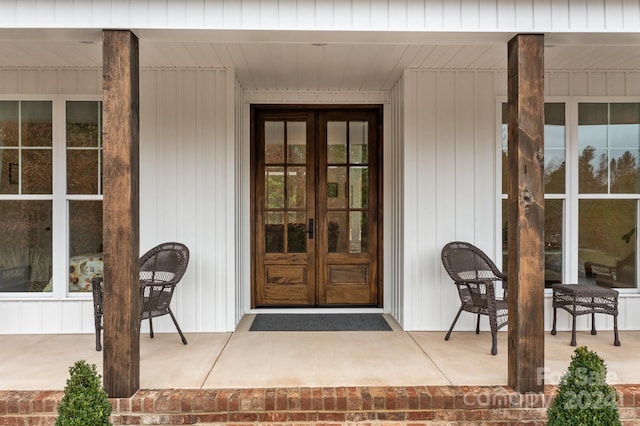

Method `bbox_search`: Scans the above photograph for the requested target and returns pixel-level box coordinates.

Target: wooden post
[102,30,140,398]
[507,34,545,393]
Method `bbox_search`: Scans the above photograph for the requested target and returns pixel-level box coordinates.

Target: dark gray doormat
[249,313,392,331]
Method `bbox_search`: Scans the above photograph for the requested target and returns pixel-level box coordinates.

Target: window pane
[502,103,566,195]
[21,101,52,147]
[0,200,52,292]
[0,101,18,147]
[579,199,636,288]
[578,103,640,194]
[0,149,19,194]
[67,150,100,194]
[68,200,103,292]
[67,101,101,148]
[23,149,52,194]
[501,199,563,288]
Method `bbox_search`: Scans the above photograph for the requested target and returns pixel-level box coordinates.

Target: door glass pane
[288,211,306,254]
[265,166,284,209]
[287,122,306,164]
[69,200,103,292]
[327,166,347,209]
[327,122,347,164]
[287,167,306,209]
[349,211,368,253]
[349,121,368,164]
[579,199,636,288]
[265,212,284,253]
[0,200,52,292]
[349,166,368,208]
[327,211,347,253]
[265,121,285,164]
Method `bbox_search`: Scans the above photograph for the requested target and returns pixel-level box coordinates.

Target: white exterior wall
[1,0,639,32]
[0,67,237,333]
[401,68,640,331]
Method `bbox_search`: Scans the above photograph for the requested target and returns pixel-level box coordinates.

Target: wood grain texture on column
[507,34,545,394]
[102,30,140,398]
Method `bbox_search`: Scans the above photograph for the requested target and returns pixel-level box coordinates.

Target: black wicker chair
[441,241,508,355]
[92,242,190,351]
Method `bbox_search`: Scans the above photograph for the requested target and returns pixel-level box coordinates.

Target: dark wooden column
[507,34,545,393]
[102,30,140,398]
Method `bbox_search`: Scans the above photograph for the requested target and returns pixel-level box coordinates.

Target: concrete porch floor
[0,314,638,391]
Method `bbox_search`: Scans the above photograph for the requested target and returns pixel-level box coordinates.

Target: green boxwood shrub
[547,345,620,425]
[56,360,112,426]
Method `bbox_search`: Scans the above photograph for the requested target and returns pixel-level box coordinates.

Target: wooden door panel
[252,106,382,308]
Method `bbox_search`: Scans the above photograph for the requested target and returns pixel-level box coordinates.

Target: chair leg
[489,311,499,356]
[475,313,481,334]
[149,317,154,338]
[168,308,188,345]
[445,306,464,341]
[95,318,102,352]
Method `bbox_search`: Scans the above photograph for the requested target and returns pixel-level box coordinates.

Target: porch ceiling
[0,29,639,90]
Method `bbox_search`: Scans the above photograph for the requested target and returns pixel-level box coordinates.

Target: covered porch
[1,316,640,423]
[2,315,639,390]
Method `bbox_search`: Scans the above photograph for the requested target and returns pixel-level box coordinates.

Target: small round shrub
[56,360,112,426]
[547,345,620,425]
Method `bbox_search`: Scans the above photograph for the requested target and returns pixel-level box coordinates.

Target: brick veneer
[1,385,639,425]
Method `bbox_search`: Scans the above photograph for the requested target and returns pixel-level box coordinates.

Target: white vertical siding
[388,76,404,326]
[0,67,238,333]
[2,0,639,32]
[401,68,640,330]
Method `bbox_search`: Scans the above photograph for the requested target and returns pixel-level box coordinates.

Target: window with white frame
[501,101,640,290]
[0,98,102,295]
[501,102,566,288]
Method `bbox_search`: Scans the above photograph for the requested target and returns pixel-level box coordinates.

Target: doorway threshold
[249,307,384,314]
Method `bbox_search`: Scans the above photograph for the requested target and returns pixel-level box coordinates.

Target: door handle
[308,218,314,239]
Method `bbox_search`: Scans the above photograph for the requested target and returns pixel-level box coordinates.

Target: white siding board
[0,0,639,32]
[622,0,640,29]
[474,71,497,249]
[570,71,589,95]
[604,0,624,29]
[455,72,476,240]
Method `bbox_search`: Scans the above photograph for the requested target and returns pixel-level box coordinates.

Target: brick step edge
[1,385,639,425]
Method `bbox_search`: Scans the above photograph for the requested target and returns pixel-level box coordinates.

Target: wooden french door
[252,106,382,307]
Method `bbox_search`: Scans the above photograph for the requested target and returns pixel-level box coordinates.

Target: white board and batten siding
[399,68,640,331]
[0,68,238,333]
[1,0,640,32]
